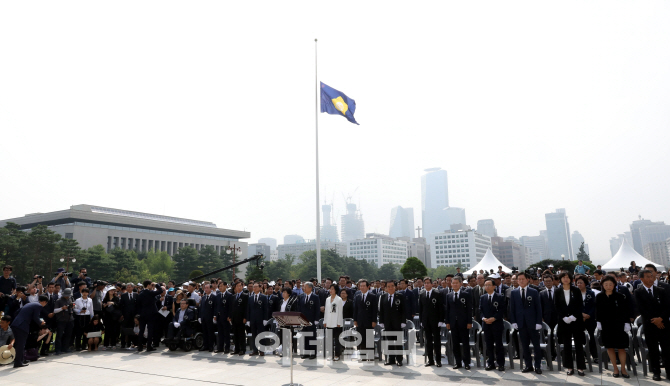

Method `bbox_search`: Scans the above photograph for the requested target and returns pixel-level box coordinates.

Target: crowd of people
[1,260,669,381]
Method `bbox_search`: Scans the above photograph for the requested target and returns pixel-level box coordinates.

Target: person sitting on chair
[167,299,196,341]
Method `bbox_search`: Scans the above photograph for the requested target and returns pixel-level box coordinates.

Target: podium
[272,312,312,386]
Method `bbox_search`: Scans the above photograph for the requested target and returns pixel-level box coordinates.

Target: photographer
[90,280,107,320]
[73,288,93,351]
[53,288,74,355]
[70,268,91,294]
[50,268,71,290]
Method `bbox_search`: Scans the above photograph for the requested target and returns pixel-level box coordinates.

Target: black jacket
[379,292,405,330]
[445,289,473,327]
[137,286,163,318]
[353,292,377,328]
[419,289,444,327]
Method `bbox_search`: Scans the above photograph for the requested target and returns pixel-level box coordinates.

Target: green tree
[142,250,175,276]
[245,261,269,282]
[189,270,204,280]
[198,245,222,273]
[0,222,26,275]
[110,248,140,276]
[400,257,427,279]
[528,259,596,273]
[576,242,590,262]
[80,245,116,281]
[21,225,62,282]
[378,263,402,280]
[173,246,200,281]
[264,254,295,281]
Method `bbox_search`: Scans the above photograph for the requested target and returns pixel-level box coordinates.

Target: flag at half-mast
[320,82,359,125]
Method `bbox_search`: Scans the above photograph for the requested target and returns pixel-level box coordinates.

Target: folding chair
[468,321,482,368]
[553,324,593,372]
[595,328,637,375]
[517,322,554,371]
[481,320,516,369]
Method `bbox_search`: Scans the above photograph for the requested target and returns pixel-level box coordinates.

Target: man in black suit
[199,283,218,352]
[398,279,415,320]
[378,280,406,366]
[318,278,333,318]
[136,280,163,352]
[539,275,558,361]
[445,276,473,369]
[634,269,670,381]
[644,264,670,292]
[419,277,444,367]
[246,282,268,356]
[509,272,543,374]
[154,288,173,347]
[230,280,248,356]
[167,299,196,341]
[119,283,137,349]
[353,280,377,361]
[216,282,233,353]
[471,274,487,321]
[298,282,320,359]
[480,278,506,371]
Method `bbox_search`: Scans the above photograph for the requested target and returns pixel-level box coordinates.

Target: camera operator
[8,287,28,318]
[50,268,71,290]
[26,284,41,303]
[73,288,93,351]
[70,268,91,294]
[0,265,17,314]
[90,280,107,320]
[53,288,74,355]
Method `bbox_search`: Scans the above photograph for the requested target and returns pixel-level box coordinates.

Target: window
[65,233,74,239]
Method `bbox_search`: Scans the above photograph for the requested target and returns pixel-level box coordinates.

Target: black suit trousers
[645,326,670,376]
[202,319,216,350]
[518,325,542,369]
[451,324,471,365]
[423,322,441,363]
[559,323,585,370]
[232,321,246,353]
[484,325,505,366]
[139,315,155,348]
[357,326,373,359]
[383,327,403,363]
[217,319,231,351]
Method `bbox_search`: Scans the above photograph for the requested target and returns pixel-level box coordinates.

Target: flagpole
[315,38,322,284]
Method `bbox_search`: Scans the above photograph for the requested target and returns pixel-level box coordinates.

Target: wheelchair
[166,299,205,352]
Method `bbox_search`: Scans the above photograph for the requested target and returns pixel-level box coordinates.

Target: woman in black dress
[554,271,586,376]
[340,288,354,319]
[102,288,121,349]
[596,276,631,378]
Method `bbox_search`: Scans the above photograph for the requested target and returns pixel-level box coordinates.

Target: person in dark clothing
[230,280,249,355]
[10,296,47,368]
[634,269,670,381]
[352,280,376,361]
[135,280,163,352]
[554,271,586,376]
[596,276,631,378]
[378,280,405,366]
[340,288,354,319]
[84,315,105,351]
[480,278,506,371]
[102,288,121,348]
[419,277,444,367]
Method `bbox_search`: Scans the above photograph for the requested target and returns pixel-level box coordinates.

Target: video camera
[94,280,108,287]
[56,272,74,277]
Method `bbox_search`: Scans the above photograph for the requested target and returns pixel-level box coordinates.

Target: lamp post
[226,244,243,280]
[60,255,77,272]
[561,254,565,261]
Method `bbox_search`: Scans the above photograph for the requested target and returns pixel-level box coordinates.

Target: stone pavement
[0,348,665,386]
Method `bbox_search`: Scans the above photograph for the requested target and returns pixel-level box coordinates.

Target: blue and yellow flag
[320,82,359,125]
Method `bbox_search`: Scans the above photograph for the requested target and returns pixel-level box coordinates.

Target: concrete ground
[0,347,665,386]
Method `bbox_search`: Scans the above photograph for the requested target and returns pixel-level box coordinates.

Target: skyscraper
[341,203,365,241]
[258,237,277,251]
[284,234,305,245]
[321,203,339,242]
[421,168,449,242]
[545,208,573,260]
[477,219,497,237]
[629,218,662,255]
[519,235,548,264]
[444,207,466,229]
[389,206,415,239]
[571,231,588,260]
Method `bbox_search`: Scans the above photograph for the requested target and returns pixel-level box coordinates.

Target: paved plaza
[0,347,665,386]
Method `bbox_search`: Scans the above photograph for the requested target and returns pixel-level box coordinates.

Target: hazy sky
[2,2,669,265]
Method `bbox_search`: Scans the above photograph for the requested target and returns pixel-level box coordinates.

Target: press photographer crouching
[53,288,74,355]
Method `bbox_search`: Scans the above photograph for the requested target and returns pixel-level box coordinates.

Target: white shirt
[74,297,93,316]
[324,295,343,327]
[176,308,186,323]
[643,284,654,296]
[280,298,289,312]
[564,289,571,306]
[189,291,201,305]
[27,294,40,303]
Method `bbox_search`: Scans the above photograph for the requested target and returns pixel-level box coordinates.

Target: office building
[258,237,277,251]
[519,235,548,264]
[421,168,449,246]
[397,236,431,268]
[491,236,528,270]
[640,223,670,248]
[571,231,589,260]
[321,203,340,242]
[341,202,365,241]
[476,219,497,237]
[0,204,249,257]
[644,241,670,268]
[269,250,279,262]
[276,239,347,263]
[389,206,414,239]
[283,234,305,245]
[630,218,663,255]
[248,243,271,259]
[430,228,491,270]
[545,208,573,260]
[444,207,466,229]
[347,233,408,268]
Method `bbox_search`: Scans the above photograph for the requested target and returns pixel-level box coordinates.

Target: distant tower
[321,203,339,242]
[284,235,305,244]
[477,219,497,237]
[421,168,449,242]
[258,237,277,251]
[389,206,414,238]
[545,209,572,260]
[341,202,365,242]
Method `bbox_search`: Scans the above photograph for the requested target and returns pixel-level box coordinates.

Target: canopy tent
[469,248,512,274]
[601,238,663,271]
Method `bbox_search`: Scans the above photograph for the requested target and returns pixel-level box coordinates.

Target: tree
[264,254,295,281]
[189,270,204,280]
[21,225,61,282]
[576,242,590,262]
[198,245,222,273]
[0,222,26,271]
[245,261,269,282]
[110,248,140,276]
[378,263,402,280]
[173,246,200,281]
[528,259,596,273]
[80,245,116,281]
[400,257,427,279]
[142,250,175,276]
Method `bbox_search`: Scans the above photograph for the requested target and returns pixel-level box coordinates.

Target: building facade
[491,236,528,270]
[545,208,573,260]
[476,219,497,238]
[258,237,277,251]
[341,203,365,242]
[389,206,415,239]
[321,204,340,242]
[444,207,466,229]
[276,240,347,263]
[248,243,271,259]
[421,168,449,247]
[430,228,491,270]
[347,233,408,268]
[0,204,250,257]
[283,234,305,245]
[397,236,431,268]
[519,235,548,264]
[644,241,670,268]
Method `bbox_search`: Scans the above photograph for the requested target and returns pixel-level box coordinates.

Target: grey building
[444,207,466,229]
[519,235,548,264]
[277,240,347,263]
[321,204,340,242]
[397,236,431,268]
[609,232,633,257]
[545,208,573,260]
[476,219,497,237]
[258,238,277,251]
[389,206,414,239]
[283,234,305,245]
[0,204,250,256]
[571,231,589,260]
[630,218,663,255]
[248,243,271,259]
[421,168,449,244]
[644,241,670,268]
[341,203,365,242]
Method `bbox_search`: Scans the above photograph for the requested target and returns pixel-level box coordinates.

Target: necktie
[649,288,653,296]
[305,294,309,304]
[390,295,393,305]
[236,293,240,300]
[427,291,430,299]
[549,290,552,301]
[489,295,492,305]
[455,292,459,302]
[522,288,526,305]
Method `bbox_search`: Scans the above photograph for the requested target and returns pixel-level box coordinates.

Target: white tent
[469,248,512,274]
[601,239,663,271]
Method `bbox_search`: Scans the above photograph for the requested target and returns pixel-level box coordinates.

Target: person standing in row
[230,280,248,356]
[445,276,472,369]
[378,280,405,366]
[419,277,443,367]
[509,272,543,374]
[634,269,670,381]
[596,276,631,378]
[480,278,505,371]
[353,280,376,361]
[323,284,343,361]
[298,282,320,359]
[136,280,163,352]
[246,283,268,356]
[216,282,233,353]
[554,271,586,376]
[199,284,218,352]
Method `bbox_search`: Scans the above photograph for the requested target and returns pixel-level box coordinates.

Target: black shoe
[146,347,156,352]
[308,355,316,360]
[199,348,208,351]
[425,362,434,367]
[301,355,308,359]
[396,361,403,367]
[13,362,29,368]
[593,358,598,364]
[464,365,471,370]
[453,364,462,369]
[567,369,574,376]
[223,349,230,354]
[238,352,245,356]
[535,368,542,374]
[251,351,259,355]
[485,365,495,371]
[384,362,393,366]
[653,374,661,381]
[613,373,620,378]
[498,365,505,372]
[522,367,534,373]
[214,350,220,353]
[578,370,585,377]
[137,346,144,352]
[436,362,442,367]
[621,373,629,379]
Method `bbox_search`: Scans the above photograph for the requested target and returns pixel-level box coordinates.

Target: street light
[561,254,565,261]
[226,244,243,280]
[59,256,77,271]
